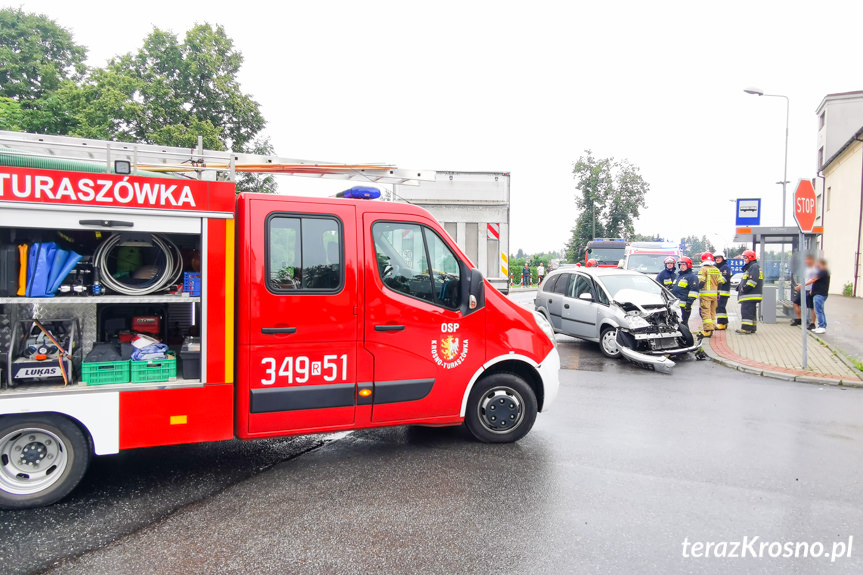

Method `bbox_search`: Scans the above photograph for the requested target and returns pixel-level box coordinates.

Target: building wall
[817,93,863,169]
[822,140,863,296]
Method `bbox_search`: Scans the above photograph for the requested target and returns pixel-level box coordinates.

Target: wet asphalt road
[2,290,863,574]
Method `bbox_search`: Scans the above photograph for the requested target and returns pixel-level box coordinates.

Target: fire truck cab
[0,132,560,508]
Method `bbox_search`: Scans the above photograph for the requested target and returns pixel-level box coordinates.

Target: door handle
[375,325,405,332]
[262,327,297,335]
[564,304,570,309]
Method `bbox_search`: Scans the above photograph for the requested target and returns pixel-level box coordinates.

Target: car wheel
[678,323,695,347]
[600,326,622,359]
[0,414,90,509]
[465,373,537,443]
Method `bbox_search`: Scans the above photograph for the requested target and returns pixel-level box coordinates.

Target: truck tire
[465,373,537,443]
[0,414,90,509]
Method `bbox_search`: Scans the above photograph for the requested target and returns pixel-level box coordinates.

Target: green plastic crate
[82,360,130,386]
[130,353,177,383]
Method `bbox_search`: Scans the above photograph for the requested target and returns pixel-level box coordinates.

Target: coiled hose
[92,233,183,295]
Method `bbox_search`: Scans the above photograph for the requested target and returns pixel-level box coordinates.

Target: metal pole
[800,231,808,369]
[782,96,789,227]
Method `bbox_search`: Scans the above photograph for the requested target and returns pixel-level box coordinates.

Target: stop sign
[794,179,817,233]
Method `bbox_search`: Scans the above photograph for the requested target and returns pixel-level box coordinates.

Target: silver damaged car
[534,268,701,373]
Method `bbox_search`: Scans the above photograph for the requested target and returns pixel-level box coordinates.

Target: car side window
[572,274,594,300]
[267,215,343,293]
[371,222,461,309]
[593,279,610,305]
[543,274,559,292]
[553,273,571,295]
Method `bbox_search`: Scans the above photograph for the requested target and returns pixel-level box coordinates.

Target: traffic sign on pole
[793,179,817,233]
[793,179,816,369]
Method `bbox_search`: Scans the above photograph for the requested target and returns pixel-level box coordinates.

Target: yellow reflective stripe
[688,291,699,297]
[718,291,731,296]
[746,280,757,287]
[679,280,688,287]
[679,302,687,307]
[700,291,718,296]
[739,296,762,302]
[716,313,728,318]
[741,320,755,325]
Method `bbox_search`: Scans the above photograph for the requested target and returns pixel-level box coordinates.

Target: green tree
[565,151,649,262]
[62,24,265,151]
[236,137,278,194]
[681,235,715,256]
[0,8,86,102]
[0,97,26,131]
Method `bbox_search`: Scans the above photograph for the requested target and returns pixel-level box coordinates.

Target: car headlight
[533,311,556,346]
[624,315,651,330]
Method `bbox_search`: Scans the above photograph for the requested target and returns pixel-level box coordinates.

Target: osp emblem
[432,323,469,369]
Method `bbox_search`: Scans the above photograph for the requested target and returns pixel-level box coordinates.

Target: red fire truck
[0,132,559,508]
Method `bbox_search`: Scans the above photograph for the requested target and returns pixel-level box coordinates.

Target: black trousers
[740,300,758,332]
[681,305,692,325]
[716,295,729,326]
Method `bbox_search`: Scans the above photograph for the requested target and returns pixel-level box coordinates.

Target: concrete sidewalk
[700,298,862,386]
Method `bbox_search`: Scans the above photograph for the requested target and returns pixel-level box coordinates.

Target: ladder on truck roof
[0,131,435,186]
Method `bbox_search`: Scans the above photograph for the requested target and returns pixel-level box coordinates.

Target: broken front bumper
[616,337,702,374]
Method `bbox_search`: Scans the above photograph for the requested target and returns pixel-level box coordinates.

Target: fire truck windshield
[586,248,625,265]
[626,253,674,274]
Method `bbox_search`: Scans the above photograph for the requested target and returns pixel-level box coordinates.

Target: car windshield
[587,247,625,265]
[599,274,664,299]
[626,254,675,274]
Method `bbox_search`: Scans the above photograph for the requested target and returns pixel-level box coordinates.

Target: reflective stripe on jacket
[698,265,722,298]
[737,260,763,301]
[656,268,676,288]
[672,270,698,306]
[717,262,732,297]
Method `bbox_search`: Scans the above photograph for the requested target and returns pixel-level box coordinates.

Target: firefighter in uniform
[737,249,762,334]
[671,256,698,325]
[656,256,676,289]
[714,252,732,330]
[698,252,723,337]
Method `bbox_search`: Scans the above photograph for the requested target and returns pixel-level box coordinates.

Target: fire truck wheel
[0,414,90,509]
[465,373,537,443]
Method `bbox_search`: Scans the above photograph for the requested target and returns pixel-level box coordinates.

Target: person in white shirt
[537,263,546,285]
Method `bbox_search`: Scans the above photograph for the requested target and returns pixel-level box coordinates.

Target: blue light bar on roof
[339,186,381,199]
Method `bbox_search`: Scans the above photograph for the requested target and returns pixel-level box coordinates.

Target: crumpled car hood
[614,288,666,311]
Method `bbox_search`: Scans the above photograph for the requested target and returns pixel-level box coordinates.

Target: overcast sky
[11,0,863,254]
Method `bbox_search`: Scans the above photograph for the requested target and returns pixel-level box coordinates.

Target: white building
[816,91,863,296]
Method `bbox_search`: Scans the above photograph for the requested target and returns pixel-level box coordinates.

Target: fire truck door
[245,200,358,434]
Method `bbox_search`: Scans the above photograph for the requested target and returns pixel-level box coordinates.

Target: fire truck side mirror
[460,265,485,315]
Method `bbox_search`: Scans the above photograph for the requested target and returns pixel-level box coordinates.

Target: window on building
[819,112,825,129]
[267,215,343,292]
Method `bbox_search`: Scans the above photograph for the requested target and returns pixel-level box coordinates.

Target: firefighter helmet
[713,251,726,260]
[664,256,676,266]
[586,258,598,268]
[679,256,693,268]
[742,249,757,261]
[701,252,715,264]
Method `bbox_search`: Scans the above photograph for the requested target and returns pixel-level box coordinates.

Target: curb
[701,338,863,388]
[807,330,863,379]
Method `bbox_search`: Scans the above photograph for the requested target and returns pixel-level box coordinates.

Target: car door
[544,273,571,331]
[535,274,559,320]
[363,215,486,423]
[561,273,600,339]
[244,200,358,435]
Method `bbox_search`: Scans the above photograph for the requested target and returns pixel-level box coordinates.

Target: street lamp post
[745,88,792,301]
[744,88,790,227]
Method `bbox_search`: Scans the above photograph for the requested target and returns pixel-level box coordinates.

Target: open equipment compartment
[0,209,210,393]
